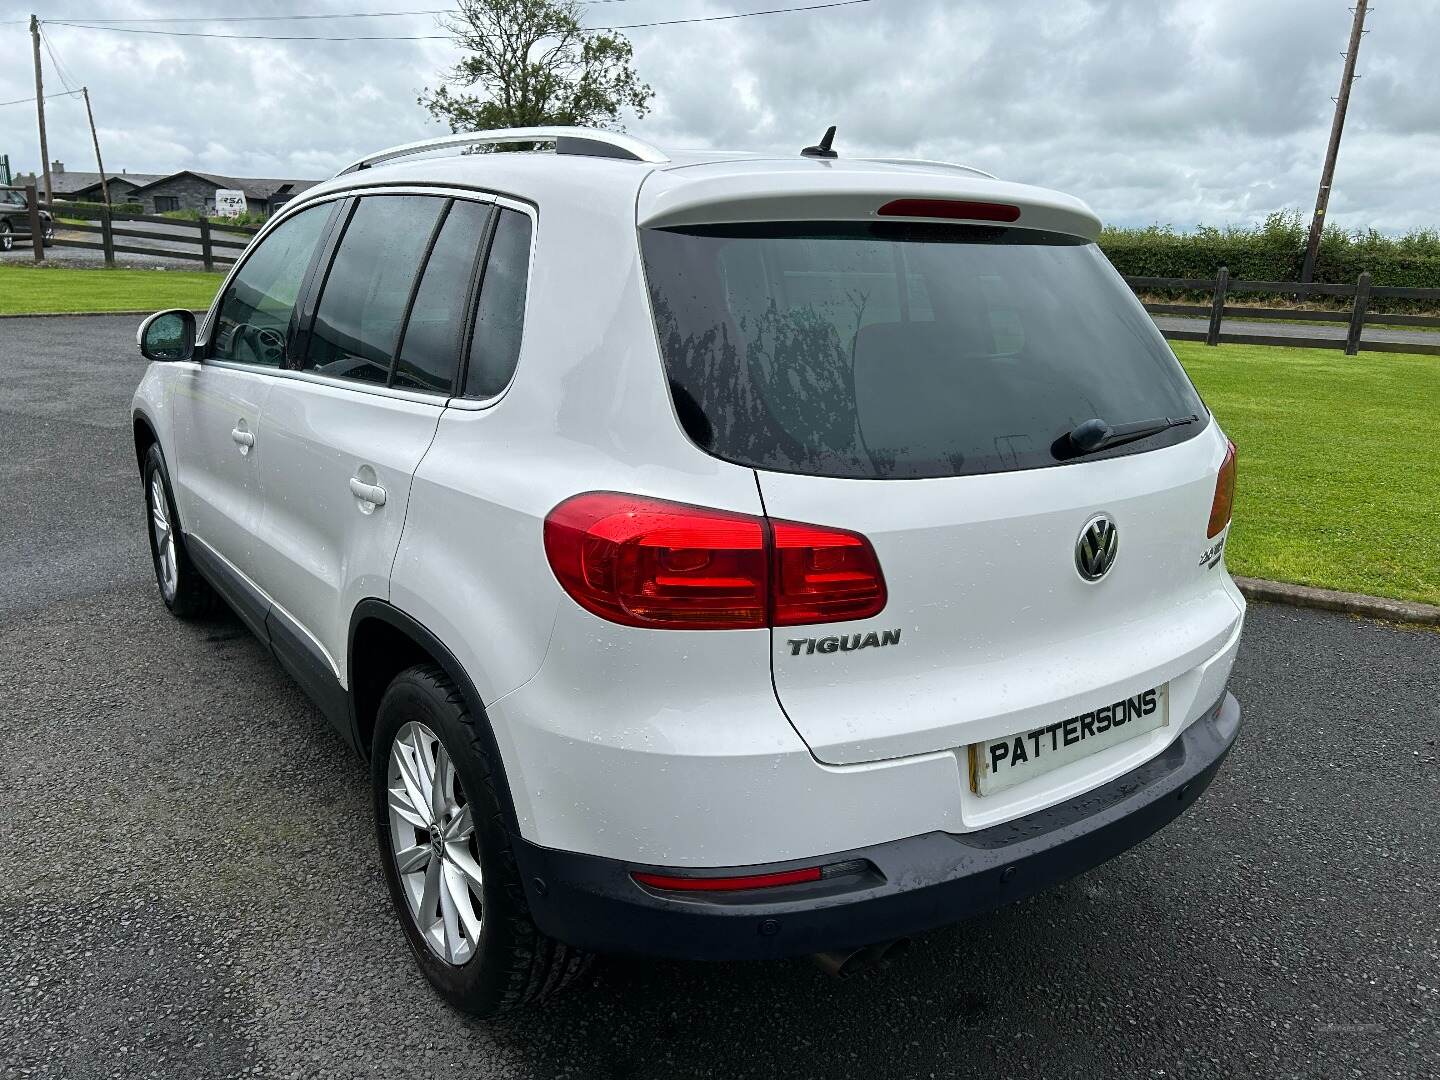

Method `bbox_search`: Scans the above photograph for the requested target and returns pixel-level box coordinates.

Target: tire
[372,665,591,1017]
[0,221,12,252]
[142,443,220,619]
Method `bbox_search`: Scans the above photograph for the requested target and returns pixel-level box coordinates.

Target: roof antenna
[802,126,838,159]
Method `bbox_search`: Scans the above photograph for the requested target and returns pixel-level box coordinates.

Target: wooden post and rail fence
[1130,268,1440,356]
[18,183,258,273]
[11,187,1440,356]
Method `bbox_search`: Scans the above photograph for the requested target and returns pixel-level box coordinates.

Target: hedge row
[52,199,144,218]
[1099,211,1440,294]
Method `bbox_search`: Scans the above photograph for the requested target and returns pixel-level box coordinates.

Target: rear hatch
[638,170,1241,768]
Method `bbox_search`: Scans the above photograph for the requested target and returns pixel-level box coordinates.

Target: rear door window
[302,195,445,385]
[642,222,1205,479]
[392,199,491,394]
[463,207,532,399]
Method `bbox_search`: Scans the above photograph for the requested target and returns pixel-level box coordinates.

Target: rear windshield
[641,222,1205,479]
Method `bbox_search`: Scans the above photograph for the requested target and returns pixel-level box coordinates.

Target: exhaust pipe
[811,938,911,979]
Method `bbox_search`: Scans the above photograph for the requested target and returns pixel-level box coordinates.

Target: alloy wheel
[149,475,178,601]
[386,721,484,965]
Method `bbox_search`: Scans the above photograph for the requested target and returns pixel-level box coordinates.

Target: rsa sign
[213,189,248,219]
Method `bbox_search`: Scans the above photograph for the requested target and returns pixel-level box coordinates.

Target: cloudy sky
[2,0,1436,231]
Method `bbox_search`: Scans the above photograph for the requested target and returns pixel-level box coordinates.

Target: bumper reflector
[632,867,823,892]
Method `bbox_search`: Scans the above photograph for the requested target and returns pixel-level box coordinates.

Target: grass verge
[1176,341,1440,607]
[0,264,223,315]
[1,270,1432,605]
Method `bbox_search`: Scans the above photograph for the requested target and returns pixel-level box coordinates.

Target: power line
[37,0,650,22]
[0,88,84,109]
[45,0,876,40]
[599,0,877,30]
[41,27,83,95]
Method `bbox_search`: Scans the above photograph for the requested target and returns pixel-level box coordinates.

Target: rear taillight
[1208,440,1237,538]
[543,492,887,630]
[770,521,887,626]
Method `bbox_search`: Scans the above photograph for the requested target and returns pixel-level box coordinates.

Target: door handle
[349,477,387,507]
[231,427,255,453]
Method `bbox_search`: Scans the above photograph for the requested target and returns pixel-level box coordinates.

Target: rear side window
[464,207,532,399]
[302,195,445,384]
[393,199,490,394]
[641,222,1205,479]
[212,203,331,367]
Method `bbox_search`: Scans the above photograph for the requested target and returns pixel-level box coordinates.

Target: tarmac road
[2,316,1437,1080]
[1152,314,1438,348]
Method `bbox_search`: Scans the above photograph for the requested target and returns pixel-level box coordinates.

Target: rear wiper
[1053,414,1201,460]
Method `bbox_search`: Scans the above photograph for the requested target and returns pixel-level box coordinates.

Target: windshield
[641,222,1205,479]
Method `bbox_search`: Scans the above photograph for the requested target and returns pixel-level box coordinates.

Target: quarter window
[392,200,490,394]
[303,195,446,385]
[464,207,532,399]
[211,202,332,367]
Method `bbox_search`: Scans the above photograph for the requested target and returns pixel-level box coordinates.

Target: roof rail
[336,126,670,176]
[863,157,998,180]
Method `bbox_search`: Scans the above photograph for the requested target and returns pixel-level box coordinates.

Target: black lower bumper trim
[513,691,1241,961]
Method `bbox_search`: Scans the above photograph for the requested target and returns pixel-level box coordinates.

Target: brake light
[877,198,1021,222]
[543,493,887,630]
[632,867,822,892]
[771,521,887,626]
[1208,440,1237,538]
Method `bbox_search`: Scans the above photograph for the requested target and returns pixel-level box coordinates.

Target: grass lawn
[0,267,1432,605]
[1176,341,1440,607]
[0,264,223,315]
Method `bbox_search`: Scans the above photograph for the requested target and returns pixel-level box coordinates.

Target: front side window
[642,222,1205,479]
[211,202,332,367]
[302,195,445,385]
[464,207,532,399]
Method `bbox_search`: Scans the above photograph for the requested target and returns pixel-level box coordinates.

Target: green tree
[419,0,653,133]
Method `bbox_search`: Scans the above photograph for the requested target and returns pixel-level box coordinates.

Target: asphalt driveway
[1152,314,1439,349]
[2,316,1436,1079]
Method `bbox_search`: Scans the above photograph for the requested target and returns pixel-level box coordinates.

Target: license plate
[969,685,1168,796]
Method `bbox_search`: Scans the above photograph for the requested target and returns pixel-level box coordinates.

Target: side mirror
[137,309,196,362]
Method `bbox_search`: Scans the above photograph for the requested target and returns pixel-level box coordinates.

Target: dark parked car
[0,187,54,251]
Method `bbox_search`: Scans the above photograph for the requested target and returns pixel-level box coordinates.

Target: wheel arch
[132,408,160,474]
[348,599,523,835]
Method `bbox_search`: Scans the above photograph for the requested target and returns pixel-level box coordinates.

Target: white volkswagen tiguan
[131,127,1244,1016]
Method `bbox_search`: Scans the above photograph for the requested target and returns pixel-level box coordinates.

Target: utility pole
[82,87,111,210]
[29,14,52,206]
[1300,0,1369,284]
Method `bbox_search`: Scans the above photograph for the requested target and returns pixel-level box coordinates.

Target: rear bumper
[513,691,1241,961]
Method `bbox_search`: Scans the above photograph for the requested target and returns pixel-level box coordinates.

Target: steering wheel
[235,324,286,367]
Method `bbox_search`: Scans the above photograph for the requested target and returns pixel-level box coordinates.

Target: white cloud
[1,0,1435,231]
